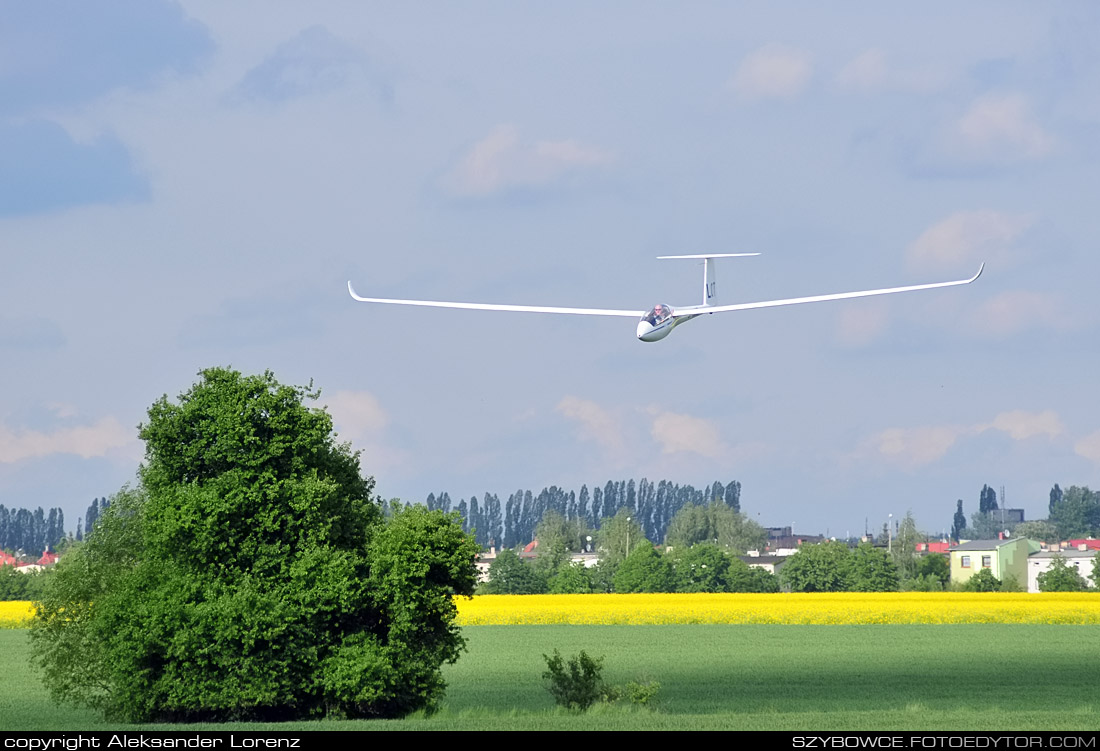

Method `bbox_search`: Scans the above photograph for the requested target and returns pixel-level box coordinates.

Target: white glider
[348,254,984,342]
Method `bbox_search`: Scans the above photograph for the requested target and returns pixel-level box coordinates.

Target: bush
[543,649,610,711]
[962,568,1002,592]
[542,649,661,711]
[623,679,661,706]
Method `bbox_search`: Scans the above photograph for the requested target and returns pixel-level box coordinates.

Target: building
[1026,547,1098,593]
[949,538,1037,587]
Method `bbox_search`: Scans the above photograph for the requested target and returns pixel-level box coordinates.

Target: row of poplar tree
[421,477,742,549]
[0,497,109,557]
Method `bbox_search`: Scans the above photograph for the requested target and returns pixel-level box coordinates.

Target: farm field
[2,623,1098,731]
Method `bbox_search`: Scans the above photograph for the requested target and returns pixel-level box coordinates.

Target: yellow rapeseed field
[8,594,1099,628]
[0,601,35,628]
[455,593,1100,625]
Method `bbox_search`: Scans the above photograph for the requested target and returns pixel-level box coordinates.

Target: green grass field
[2,625,1098,731]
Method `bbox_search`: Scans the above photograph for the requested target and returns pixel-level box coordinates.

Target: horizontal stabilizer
[656,253,760,260]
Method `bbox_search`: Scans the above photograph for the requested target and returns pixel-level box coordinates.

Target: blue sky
[2,1,1099,540]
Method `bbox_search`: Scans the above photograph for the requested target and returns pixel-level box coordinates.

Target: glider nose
[637,320,653,341]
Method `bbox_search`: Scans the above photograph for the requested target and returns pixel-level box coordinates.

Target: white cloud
[1075,431,1100,464]
[834,49,942,93]
[0,417,136,464]
[955,93,1054,161]
[866,409,1066,469]
[967,290,1073,338]
[868,425,965,469]
[323,389,388,442]
[907,210,1034,272]
[648,408,728,459]
[557,396,625,458]
[729,45,812,100]
[322,390,407,473]
[441,124,612,197]
[979,409,1064,441]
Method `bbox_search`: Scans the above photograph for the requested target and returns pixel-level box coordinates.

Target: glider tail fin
[656,253,760,305]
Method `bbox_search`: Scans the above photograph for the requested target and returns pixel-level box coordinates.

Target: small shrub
[624,679,660,706]
[542,649,609,711]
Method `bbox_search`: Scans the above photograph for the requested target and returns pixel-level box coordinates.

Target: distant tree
[726,559,780,593]
[890,512,922,581]
[597,509,646,571]
[780,541,852,592]
[671,544,730,593]
[548,562,594,594]
[979,484,998,514]
[664,503,765,554]
[916,554,950,588]
[848,543,899,592]
[1049,486,1100,540]
[482,549,547,594]
[613,545,674,593]
[952,500,966,541]
[962,568,1001,592]
[533,510,573,579]
[1013,521,1059,543]
[1049,484,1063,514]
[1037,555,1090,592]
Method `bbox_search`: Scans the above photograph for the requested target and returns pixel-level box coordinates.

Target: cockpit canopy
[641,304,674,326]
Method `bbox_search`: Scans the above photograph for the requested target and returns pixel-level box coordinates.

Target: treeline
[0,497,111,558]
[423,478,741,549]
[0,505,66,556]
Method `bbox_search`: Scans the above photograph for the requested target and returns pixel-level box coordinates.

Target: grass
[3,625,1099,731]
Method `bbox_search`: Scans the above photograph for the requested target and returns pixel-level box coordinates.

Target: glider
[348,254,984,342]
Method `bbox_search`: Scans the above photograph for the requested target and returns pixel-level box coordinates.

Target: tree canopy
[31,367,478,722]
[1036,555,1090,592]
[780,541,853,593]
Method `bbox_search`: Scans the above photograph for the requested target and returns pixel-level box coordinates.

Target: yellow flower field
[0,601,35,628]
[8,593,1099,628]
[455,593,1100,625]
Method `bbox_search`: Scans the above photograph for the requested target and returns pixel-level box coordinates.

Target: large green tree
[780,541,853,592]
[31,368,478,722]
[848,543,899,592]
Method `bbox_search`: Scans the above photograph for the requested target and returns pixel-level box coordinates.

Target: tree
[613,544,674,593]
[481,548,547,594]
[780,541,852,592]
[1036,555,1090,592]
[1013,521,1059,543]
[962,568,1001,592]
[979,484,998,514]
[671,544,731,593]
[890,512,922,581]
[31,367,478,722]
[664,502,766,554]
[848,543,899,591]
[952,500,966,541]
[596,509,646,571]
[549,561,594,594]
[1049,486,1100,540]
[726,558,780,593]
[916,554,950,588]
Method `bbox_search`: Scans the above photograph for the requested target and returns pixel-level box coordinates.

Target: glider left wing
[347,282,643,318]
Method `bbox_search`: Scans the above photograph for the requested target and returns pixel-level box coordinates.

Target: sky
[2,1,1099,541]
